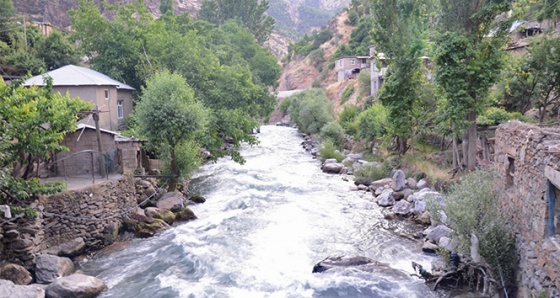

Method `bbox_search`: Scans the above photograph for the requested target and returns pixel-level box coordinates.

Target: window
[104,89,109,100]
[117,100,124,119]
[350,59,356,66]
[506,156,515,188]
[549,181,560,237]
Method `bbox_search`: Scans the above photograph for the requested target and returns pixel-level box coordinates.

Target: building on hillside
[23,65,135,131]
[369,48,388,98]
[32,22,54,36]
[494,121,560,297]
[54,124,142,177]
[335,56,369,82]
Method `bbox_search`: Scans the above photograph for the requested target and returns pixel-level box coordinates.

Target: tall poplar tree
[434,0,512,170]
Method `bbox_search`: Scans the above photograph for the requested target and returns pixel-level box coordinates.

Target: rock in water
[376,189,395,207]
[46,273,106,298]
[0,279,44,298]
[312,256,412,280]
[156,192,185,212]
[35,254,74,284]
[43,238,86,258]
[0,262,32,285]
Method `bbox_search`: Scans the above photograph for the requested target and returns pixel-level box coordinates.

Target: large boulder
[123,214,169,238]
[408,188,445,213]
[154,210,176,225]
[424,225,453,243]
[188,195,206,204]
[417,178,429,189]
[156,192,185,212]
[392,200,412,215]
[392,170,406,191]
[35,254,74,284]
[45,273,106,298]
[0,280,44,298]
[44,238,86,258]
[312,256,410,280]
[376,189,395,207]
[0,262,32,285]
[371,178,393,189]
[322,163,344,174]
[175,208,197,222]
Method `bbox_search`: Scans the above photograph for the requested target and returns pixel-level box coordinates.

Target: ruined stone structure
[495,121,560,297]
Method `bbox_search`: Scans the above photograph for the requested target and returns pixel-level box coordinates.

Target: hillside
[12,0,349,58]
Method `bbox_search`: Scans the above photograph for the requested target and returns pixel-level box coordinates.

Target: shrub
[354,162,392,185]
[318,139,345,162]
[341,84,355,104]
[358,70,371,97]
[319,121,346,148]
[477,107,527,126]
[287,89,334,135]
[338,105,360,136]
[356,103,387,144]
[279,98,291,115]
[429,170,517,291]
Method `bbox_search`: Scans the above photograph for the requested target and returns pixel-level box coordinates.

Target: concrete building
[334,56,369,82]
[23,65,135,131]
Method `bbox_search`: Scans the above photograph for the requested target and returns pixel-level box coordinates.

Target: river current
[82,125,442,298]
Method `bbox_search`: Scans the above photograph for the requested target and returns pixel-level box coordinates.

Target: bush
[338,105,360,136]
[356,103,387,144]
[309,48,325,66]
[341,84,355,104]
[358,70,371,97]
[319,121,346,148]
[477,107,527,126]
[429,170,517,291]
[279,98,291,115]
[318,139,345,162]
[353,162,392,185]
[287,89,334,135]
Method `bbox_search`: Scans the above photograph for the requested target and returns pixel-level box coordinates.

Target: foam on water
[82,126,442,298]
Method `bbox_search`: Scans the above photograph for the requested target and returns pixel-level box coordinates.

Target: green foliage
[308,48,325,66]
[279,98,291,115]
[358,70,371,98]
[286,89,334,135]
[319,122,346,148]
[318,139,345,162]
[0,78,90,204]
[341,84,355,104]
[338,105,360,136]
[290,29,333,58]
[136,71,208,188]
[10,206,37,219]
[429,170,517,291]
[476,107,527,126]
[332,16,373,59]
[354,162,392,184]
[356,103,387,144]
[198,0,275,43]
[36,30,78,70]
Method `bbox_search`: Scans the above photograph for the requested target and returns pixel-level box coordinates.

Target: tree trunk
[462,131,468,168]
[397,137,408,156]
[466,112,477,171]
[169,146,178,192]
[452,137,459,169]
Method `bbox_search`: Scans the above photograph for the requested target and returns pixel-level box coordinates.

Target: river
[82,125,443,298]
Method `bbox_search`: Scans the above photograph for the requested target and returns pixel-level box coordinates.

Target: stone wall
[494,121,560,297]
[1,177,139,269]
[41,178,137,249]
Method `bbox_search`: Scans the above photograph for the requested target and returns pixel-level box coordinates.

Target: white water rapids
[82,125,446,298]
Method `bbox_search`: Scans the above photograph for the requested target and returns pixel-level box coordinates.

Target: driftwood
[412,258,500,296]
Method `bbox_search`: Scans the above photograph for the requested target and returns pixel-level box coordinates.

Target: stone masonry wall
[495,121,560,297]
[41,177,137,249]
[0,208,44,269]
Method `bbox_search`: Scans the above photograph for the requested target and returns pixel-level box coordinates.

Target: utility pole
[93,106,106,178]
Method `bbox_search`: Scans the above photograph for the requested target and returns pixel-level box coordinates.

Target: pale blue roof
[23,65,135,90]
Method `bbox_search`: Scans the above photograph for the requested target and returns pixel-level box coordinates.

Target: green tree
[524,36,560,123]
[287,89,334,135]
[0,78,91,205]
[434,0,511,170]
[160,0,174,15]
[371,0,426,155]
[198,0,275,43]
[36,30,78,70]
[136,71,209,191]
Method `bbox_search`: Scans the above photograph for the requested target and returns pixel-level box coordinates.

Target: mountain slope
[12,0,349,58]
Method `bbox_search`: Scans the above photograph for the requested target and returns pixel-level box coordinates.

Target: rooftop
[23,65,135,90]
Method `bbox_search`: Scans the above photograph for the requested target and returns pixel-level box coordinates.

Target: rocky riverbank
[0,175,205,297]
